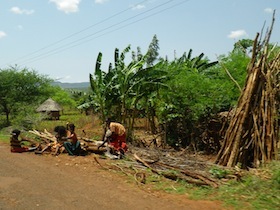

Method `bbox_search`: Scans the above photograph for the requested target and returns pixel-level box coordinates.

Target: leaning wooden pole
[215,11,279,168]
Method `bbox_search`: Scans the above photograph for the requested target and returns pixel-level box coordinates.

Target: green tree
[83,44,167,140]
[0,67,53,125]
[156,51,220,147]
[89,52,108,121]
[213,50,251,107]
[233,39,254,55]
[51,86,77,109]
[79,52,116,120]
[146,34,159,67]
[110,46,167,138]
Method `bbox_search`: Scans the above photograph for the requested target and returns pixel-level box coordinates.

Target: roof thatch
[36,98,62,112]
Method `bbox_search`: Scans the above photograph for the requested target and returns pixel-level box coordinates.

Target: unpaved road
[0,142,225,210]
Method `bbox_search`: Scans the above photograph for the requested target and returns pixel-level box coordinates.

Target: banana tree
[110,46,147,122]
[108,46,168,139]
[84,45,168,140]
[78,52,109,122]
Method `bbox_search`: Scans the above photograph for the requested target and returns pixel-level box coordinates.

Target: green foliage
[82,43,168,141]
[88,52,112,121]
[146,34,160,66]
[189,162,280,210]
[0,132,10,143]
[79,36,265,150]
[139,161,280,209]
[156,52,222,146]
[271,162,280,186]
[83,37,251,148]
[155,48,251,147]
[209,167,229,179]
[11,106,44,130]
[233,39,254,55]
[0,66,53,126]
[224,172,280,209]
[50,86,77,109]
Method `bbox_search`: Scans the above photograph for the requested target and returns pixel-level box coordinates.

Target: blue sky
[0,0,279,83]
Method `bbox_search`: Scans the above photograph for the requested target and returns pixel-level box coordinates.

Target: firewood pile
[28,129,106,155]
[29,129,62,155]
[215,11,280,168]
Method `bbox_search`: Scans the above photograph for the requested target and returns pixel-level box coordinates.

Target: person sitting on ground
[54,125,68,141]
[63,123,81,156]
[10,129,38,153]
[98,118,128,157]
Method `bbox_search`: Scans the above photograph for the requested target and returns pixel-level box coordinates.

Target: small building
[36,98,62,120]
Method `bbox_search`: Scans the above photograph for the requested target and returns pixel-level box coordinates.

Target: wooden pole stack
[215,11,279,168]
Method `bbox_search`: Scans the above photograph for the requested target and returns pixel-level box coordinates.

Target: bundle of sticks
[28,129,106,155]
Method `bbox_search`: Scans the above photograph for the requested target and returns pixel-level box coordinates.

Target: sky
[0,0,279,83]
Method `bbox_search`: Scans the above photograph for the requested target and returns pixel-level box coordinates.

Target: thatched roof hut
[36,98,62,120]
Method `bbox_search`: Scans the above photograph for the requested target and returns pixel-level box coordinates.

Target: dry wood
[86,146,107,153]
[134,172,146,184]
[215,11,279,168]
[134,153,160,175]
[134,153,219,187]
[161,172,207,186]
[29,130,56,142]
[28,129,66,155]
[93,156,108,170]
[157,162,218,188]
[79,137,96,143]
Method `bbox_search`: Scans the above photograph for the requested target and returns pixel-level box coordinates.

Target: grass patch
[0,133,10,143]
[138,161,280,210]
[177,162,279,210]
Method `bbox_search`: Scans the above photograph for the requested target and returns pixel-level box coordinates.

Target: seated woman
[10,129,38,153]
[63,123,81,156]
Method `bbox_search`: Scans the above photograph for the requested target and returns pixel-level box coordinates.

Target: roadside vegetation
[146,161,280,210]
[0,25,279,209]
[0,110,279,210]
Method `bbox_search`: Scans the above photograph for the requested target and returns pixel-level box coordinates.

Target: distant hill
[52,81,90,90]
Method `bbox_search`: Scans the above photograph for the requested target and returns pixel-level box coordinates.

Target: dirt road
[0,142,224,210]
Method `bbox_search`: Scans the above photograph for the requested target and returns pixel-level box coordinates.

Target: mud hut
[36,98,62,120]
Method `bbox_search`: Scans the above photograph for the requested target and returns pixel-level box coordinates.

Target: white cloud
[10,7,34,15]
[227,30,248,39]
[131,4,146,10]
[17,25,23,30]
[264,8,274,14]
[49,0,81,14]
[95,0,109,4]
[0,31,7,39]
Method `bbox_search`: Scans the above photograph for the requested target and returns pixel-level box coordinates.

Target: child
[10,129,38,153]
[63,123,81,156]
